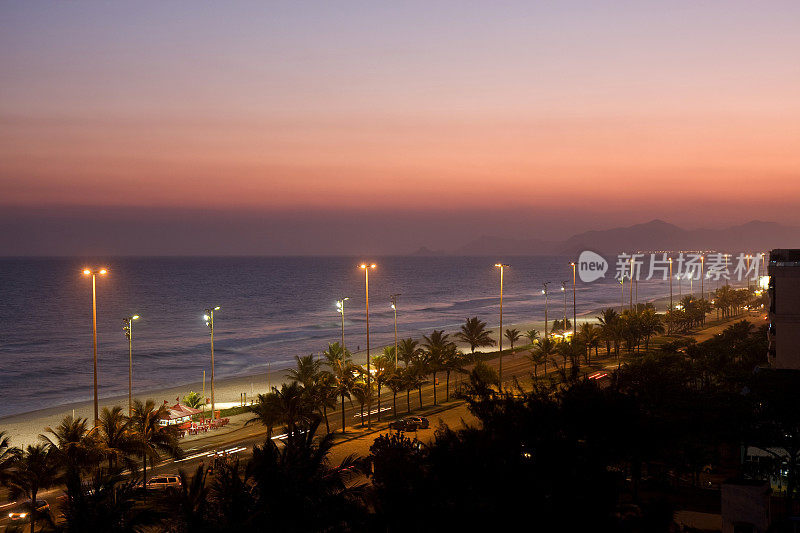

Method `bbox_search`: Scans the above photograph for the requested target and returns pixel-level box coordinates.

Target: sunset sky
[2,1,799,255]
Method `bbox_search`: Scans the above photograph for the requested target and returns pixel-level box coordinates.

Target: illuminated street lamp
[495,264,509,389]
[359,263,376,427]
[668,258,673,312]
[204,306,221,421]
[560,282,567,334]
[542,282,550,337]
[570,262,577,337]
[122,314,140,416]
[83,267,108,426]
[700,254,705,300]
[336,297,349,353]
[745,254,752,291]
[390,294,401,368]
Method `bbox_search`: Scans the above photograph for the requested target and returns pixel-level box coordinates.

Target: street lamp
[390,294,401,368]
[122,314,140,416]
[629,257,635,310]
[668,258,673,312]
[359,263,376,427]
[700,254,705,300]
[336,297,349,353]
[560,282,567,334]
[745,254,752,291]
[494,264,509,390]
[542,282,550,338]
[83,267,108,426]
[204,306,221,421]
[570,262,577,337]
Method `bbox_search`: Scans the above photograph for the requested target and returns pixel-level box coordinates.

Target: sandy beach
[0,291,679,447]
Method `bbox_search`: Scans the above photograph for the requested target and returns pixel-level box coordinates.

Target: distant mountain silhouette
[445,219,800,256]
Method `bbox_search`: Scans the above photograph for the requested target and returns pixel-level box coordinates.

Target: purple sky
[2,1,799,255]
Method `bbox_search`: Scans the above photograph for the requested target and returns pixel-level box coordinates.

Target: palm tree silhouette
[247,391,284,438]
[455,317,496,355]
[245,419,367,530]
[504,328,522,351]
[529,337,557,378]
[323,342,358,434]
[5,443,59,533]
[398,338,421,367]
[96,406,137,473]
[422,329,455,405]
[129,399,182,489]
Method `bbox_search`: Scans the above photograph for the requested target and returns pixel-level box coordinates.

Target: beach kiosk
[158,399,202,427]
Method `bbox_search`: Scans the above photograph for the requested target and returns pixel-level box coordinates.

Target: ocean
[0,255,680,418]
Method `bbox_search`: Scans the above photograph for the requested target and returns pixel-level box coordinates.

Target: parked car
[388,418,418,432]
[404,416,429,429]
[144,475,182,491]
[7,500,50,522]
[389,416,430,432]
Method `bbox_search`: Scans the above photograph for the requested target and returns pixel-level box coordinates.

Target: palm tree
[40,415,100,496]
[529,337,557,377]
[245,419,367,531]
[455,316,496,355]
[422,329,455,405]
[597,308,619,356]
[270,382,316,440]
[504,328,522,351]
[385,372,405,418]
[247,390,284,438]
[323,342,358,434]
[96,405,136,472]
[310,373,338,434]
[372,352,393,421]
[441,345,465,402]
[165,464,209,532]
[524,329,540,346]
[286,354,324,388]
[350,380,372,427]
[5,443,59,533]
[129,399,182,488]
[577,323,601,363]
[0,430,14,484]
[639,308,665,351]
[183,391,203,409]
[397,338,421,368]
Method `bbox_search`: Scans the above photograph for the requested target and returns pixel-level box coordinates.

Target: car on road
[388,416,429,432]
[144,475,182,491]
[404,416,429,429]
[7,500,50,522]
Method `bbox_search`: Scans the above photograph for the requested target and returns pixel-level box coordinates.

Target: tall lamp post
[390,294,400,368]
[668,258,673,311]
[570,262,577,337]
[122,314,140,416]
[359,263,376,427]
[745,254,752,291]
[561,282,567,335]
[204,306,221,421]
[83,267,108,426]
[542,282,550,338]
[700,255,705,300]
[494,264,509,390]
[336,297,349,352]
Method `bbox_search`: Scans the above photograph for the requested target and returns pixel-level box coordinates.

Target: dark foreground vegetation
[5,313,800,531]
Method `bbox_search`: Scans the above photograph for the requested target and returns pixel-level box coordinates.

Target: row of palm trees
[248,315,514,436]
[0,401,182,532]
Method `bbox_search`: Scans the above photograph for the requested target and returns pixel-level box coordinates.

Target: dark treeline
[4,309,796,531]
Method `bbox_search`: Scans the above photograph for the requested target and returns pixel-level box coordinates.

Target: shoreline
[0,289,688,446]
